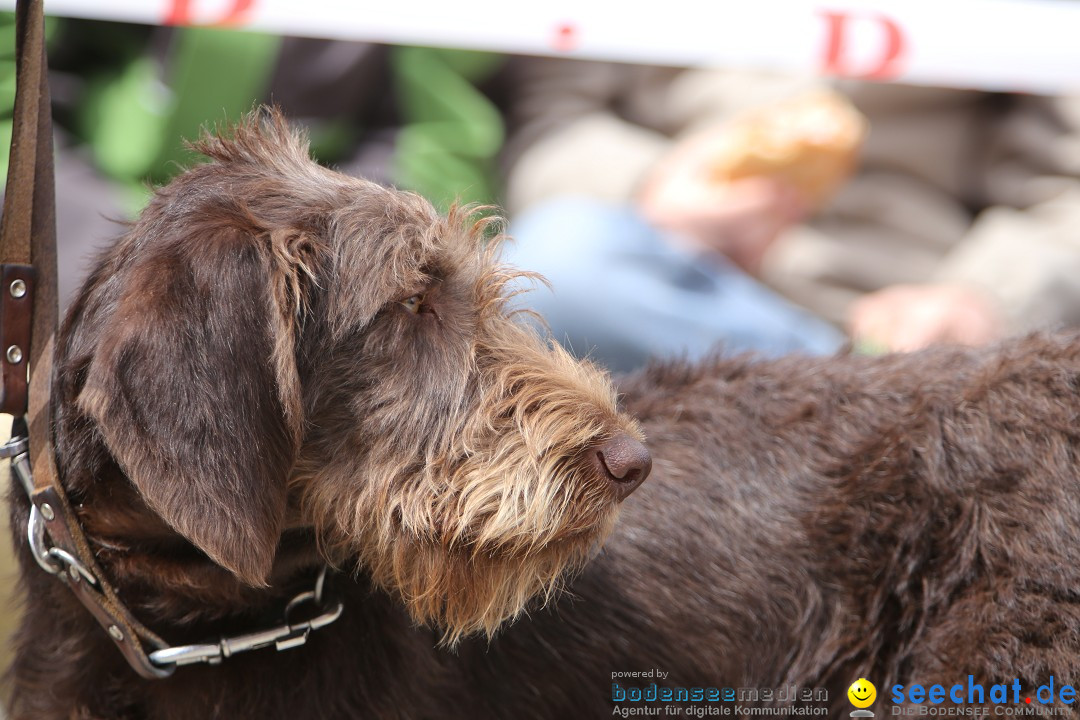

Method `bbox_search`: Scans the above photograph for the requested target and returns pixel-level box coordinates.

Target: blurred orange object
[708,90,868,208]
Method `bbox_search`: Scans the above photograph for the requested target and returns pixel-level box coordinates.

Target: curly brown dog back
[7,110,1080,719]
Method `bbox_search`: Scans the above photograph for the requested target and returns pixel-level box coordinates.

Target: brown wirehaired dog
[7,110,1080,719]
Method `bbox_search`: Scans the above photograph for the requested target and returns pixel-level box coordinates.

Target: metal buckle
[148,566,343,669]
[26,492,101,587]
[7,436,65,579]
[27,502,60,575]
[0,434,27,459]
[13,441,98,586]
[6,434,32,496]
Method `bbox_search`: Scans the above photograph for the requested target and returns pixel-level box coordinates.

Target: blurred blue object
[506,196,845,372]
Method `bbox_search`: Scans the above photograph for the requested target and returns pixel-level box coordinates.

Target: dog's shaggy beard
[305,323,636,643]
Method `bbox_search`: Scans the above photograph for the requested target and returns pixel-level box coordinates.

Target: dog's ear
[78,213,313,587]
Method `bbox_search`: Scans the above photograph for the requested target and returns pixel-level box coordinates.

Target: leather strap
[30,485,172,678]
[2,0,173,680]
[0,0,51,416]
[0,263,34,414]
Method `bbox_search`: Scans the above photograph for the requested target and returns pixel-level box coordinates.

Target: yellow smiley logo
[848,678,876,708]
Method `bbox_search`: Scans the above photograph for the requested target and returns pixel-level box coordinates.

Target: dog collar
[5,431,344,677]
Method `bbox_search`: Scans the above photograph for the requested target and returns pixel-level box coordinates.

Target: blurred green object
[79,26,280,209]
[154,28,280,183]
[392,46,504,212]
[80,55,169,182]
[305,116,358,167]
[1,18,508,218]
[0,11,57,182]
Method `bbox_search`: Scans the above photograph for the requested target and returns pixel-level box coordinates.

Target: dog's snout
[592,434,652,501]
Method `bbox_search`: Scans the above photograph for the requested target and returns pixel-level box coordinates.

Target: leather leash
[0,1,343,680]
[0,0,175,679]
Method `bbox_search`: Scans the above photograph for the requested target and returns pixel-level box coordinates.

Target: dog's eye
[400,294,426,314]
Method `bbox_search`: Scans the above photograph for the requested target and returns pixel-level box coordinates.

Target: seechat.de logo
[848,678,877,718]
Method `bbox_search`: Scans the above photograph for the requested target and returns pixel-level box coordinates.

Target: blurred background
[5,0,1080,698]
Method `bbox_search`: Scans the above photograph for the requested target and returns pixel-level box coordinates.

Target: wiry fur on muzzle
[286,206,643,642]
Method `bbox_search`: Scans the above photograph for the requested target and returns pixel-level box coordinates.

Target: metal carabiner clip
[27,503,60,576]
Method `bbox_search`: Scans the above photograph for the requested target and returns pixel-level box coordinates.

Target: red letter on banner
[819,10,906,81]
[164,0,255,27]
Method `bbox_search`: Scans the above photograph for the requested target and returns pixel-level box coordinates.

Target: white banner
[3,0,1080,94]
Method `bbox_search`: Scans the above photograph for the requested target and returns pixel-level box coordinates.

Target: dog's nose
[592,434,652,502]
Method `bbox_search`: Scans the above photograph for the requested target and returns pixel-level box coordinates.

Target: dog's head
[65,108,648,641]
